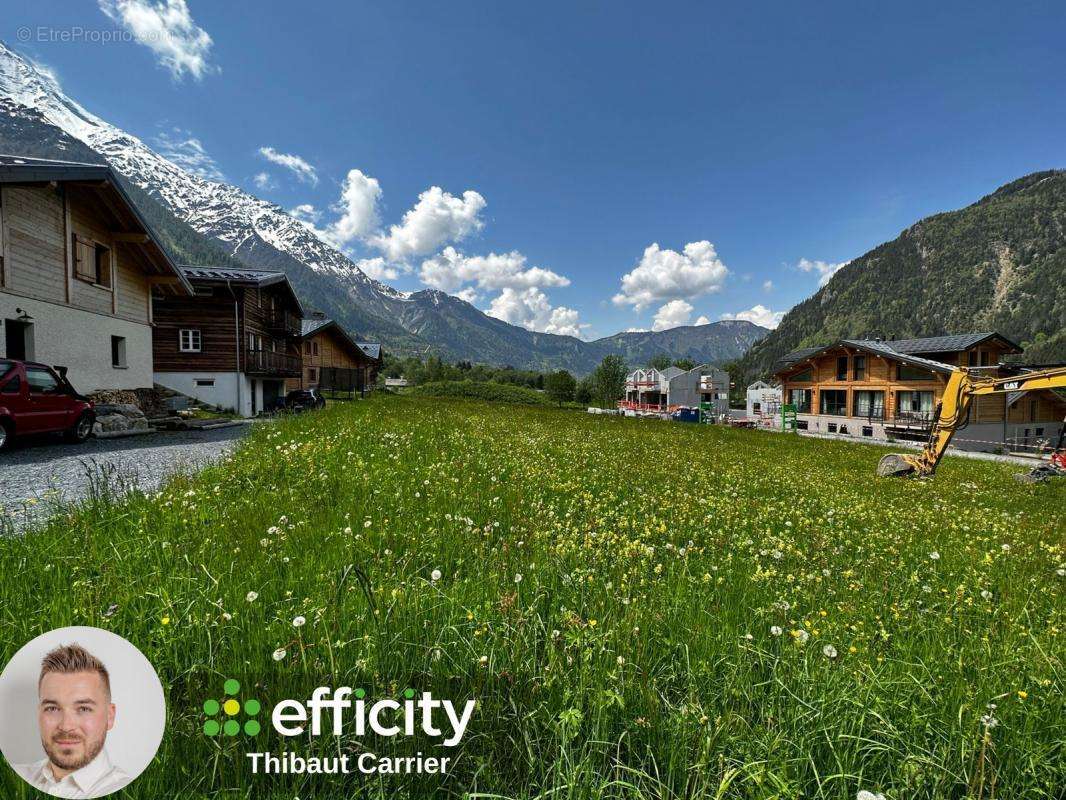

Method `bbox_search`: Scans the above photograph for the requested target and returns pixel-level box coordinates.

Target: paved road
[0,425,253,531]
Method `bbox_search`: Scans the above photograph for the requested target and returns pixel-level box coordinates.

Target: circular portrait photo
[0,627,166,798]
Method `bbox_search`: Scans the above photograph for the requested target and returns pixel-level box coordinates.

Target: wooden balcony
[244,348,301,377]
[266,309,302,336]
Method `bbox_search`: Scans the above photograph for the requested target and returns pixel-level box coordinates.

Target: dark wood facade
[152,270,302,379]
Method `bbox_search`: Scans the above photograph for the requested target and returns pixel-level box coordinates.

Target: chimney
[311,310,327,319]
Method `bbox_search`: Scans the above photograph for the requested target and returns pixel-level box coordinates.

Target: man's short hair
[39,644,111,697]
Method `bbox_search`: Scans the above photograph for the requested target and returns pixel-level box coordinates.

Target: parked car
[0,359,95,451]
[282,388,326,413]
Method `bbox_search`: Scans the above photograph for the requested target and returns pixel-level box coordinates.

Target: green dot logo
[203,678,262,737]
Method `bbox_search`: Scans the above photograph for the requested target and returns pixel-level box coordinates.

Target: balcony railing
[266,309,301,336]
[244,348,301,377]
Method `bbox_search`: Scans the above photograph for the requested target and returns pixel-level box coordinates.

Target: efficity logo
[199,679,476,776]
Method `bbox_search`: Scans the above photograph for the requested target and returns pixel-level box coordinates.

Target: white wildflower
[771,625,783,636]
[822,644,838,659]
[246,591,259,603]
[292,616,306,628]
[431,569,442,582]
[272,648,287,661]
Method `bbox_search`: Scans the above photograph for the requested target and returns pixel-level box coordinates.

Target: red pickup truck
[0,359,95,451]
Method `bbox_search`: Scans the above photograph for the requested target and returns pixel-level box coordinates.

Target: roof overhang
[0,159,193,296]
[775,340,955,378]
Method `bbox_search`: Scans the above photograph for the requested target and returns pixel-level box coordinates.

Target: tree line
[380,352,728,408]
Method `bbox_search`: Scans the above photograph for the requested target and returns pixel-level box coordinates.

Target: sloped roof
[0,155,192,295]
[181,266,287,285]
[300,317,332,337]
[774,331,1022,377]
[840,339,955,374]
[660,366,685,380]
[357,342,382,361]
[886,332,1021,354]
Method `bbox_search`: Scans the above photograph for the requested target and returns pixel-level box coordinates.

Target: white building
[623,364,729,415]
[745,380,782,418]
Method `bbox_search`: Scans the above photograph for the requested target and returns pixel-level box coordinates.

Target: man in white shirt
[13,643,133,798]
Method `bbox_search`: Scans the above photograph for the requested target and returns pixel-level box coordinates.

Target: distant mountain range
[0,42,768,374]
[735,169,1066,383]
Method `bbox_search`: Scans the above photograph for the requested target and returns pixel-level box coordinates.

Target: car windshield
[0,360,13,382]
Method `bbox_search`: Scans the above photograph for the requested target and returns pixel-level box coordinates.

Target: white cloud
[324,169,383,246]
[252,172,275,190]
[613,241,729,310]
[355,257,400,282]
[153,128,224,181]
[625,327,649,333]
[98,0,215,80]
[419,247,568,294]
[694,315,711,325]
[651,299,694,331]
[797,258,850,287]
[372,187,486,261]
[454,287,480,304]
[487,288,588,338]
[258,146,318,186]
[720,304,787,329]
[762,279,774,291]
[288,203,321,225]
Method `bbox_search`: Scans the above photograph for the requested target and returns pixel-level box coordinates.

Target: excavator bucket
[877,453,917,478]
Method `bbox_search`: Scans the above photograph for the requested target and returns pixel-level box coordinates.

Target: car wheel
[0,419,12,451]
[65,413,94,444]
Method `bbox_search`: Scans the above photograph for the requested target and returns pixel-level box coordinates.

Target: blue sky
[10,1,1066,338]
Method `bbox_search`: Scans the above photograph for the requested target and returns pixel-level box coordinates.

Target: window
[820,389,847,416]
[111,335,127,368]
[827,423,837,433]
[312,341,319,356]
[248,333,261,351]
[897,364,935,381]
[179,329,202,353]
[304,342,312,355]
[788,388,811,413]
[836,356,848,381]
[790,368,813,382]
[308,367,318,382]
[862,426,873,437]
[854,390,885,419]
[95,244,112,287]
[897,390,934,420]
[980,350,992,366]
[796,420,809,430]
[1,374,19,394]
[853,355,865,380]
[752,402,761,413]
[195,378,215,387]
[1030,399,1038,421]
[72,234,111,287]
[25,367,61,394]
[967,350,978,367]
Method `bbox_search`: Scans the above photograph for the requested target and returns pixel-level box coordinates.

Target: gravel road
[0,424,254,531]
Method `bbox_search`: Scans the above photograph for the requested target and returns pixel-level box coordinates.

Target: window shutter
[73,234,95,281]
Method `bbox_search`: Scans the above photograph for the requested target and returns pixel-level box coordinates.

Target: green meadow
[1,396,1063,799]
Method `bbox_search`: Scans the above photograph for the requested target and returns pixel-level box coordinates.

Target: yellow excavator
[876,365,1066,481]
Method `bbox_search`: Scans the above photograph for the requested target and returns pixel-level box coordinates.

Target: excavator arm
[877,366,1066,478]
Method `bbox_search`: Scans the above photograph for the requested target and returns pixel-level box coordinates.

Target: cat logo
[1003,381,1021,390]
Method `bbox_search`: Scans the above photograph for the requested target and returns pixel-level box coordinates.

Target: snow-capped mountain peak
[0,40,392,295]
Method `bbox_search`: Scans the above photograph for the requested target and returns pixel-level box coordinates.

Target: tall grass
[0,395,1063,799]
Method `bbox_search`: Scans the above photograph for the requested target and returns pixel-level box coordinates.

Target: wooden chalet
[0,155,192,392]
[774,332,1066,453]
[152,266,303,416]
[289,313,381,397]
